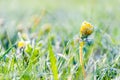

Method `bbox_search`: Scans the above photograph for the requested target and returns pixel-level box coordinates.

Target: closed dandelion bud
[18,41,26,48]
[42,23,51,33]
[80,21,94,38]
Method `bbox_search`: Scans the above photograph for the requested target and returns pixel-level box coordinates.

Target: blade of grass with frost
[0,44,16,60]
[48,40,58,80]
[74,66,82,80]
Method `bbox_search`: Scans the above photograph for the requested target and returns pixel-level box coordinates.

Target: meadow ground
[0,0,120,80]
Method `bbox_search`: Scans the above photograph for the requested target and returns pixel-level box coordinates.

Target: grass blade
[0,44,16,60]
[48,40,58,80]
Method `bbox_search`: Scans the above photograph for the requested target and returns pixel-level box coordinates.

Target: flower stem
[79,41,86,79]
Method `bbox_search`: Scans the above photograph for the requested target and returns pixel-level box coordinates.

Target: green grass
[0,0,120,80]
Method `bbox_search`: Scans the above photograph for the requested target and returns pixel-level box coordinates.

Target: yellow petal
[80,21,93,36]
[18,41,26,48]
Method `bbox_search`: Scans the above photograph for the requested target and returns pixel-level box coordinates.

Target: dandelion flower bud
[80,21,94,38]
[42,23,51,33]
[18,41,26,48]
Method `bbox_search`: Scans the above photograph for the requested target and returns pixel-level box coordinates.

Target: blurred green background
[0,0,120,40]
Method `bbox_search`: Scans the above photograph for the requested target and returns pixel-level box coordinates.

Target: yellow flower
[80,21,94,37]
[18,41,26,48]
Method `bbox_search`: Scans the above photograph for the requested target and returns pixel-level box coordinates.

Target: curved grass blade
[48,40,58,80]
[0,44,16,60]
